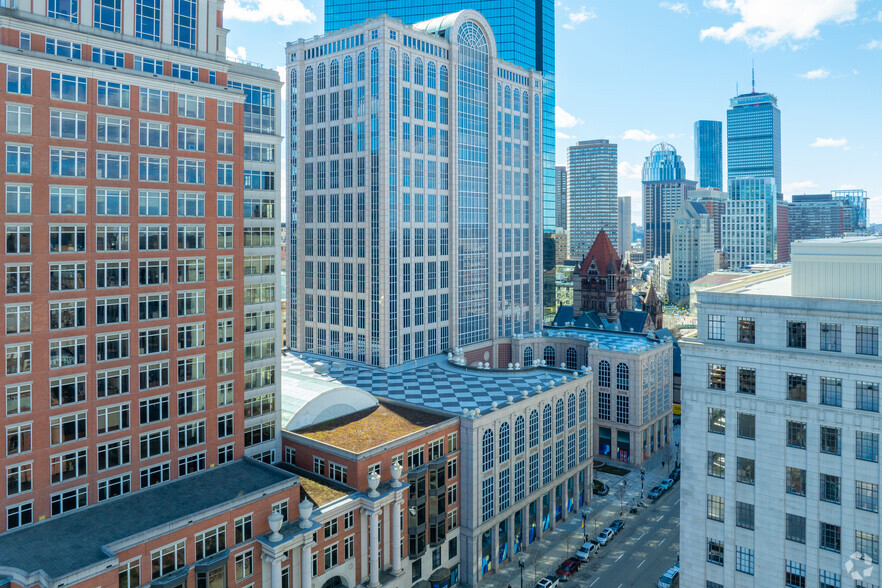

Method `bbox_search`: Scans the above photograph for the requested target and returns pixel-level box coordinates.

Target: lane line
[590,577,600,587]
[637,559,646,568]
[615,553,624,562]
[659,538,666,547]
[638,532,646,541]
[617,584,624,588]
[675,498,681,505]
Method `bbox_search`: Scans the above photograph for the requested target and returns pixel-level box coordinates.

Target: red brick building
[571,230,632,322]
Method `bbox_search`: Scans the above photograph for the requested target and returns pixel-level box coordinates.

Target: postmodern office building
[694,120,723,190]
[286,12,544,368]
[727,89,781,192]
[642,143,696,260]
[680,237,882,588]
[669,201,714,303]
[688,188,727,251]
[322,0,556,235]
[555,165,567,230]
[721,177,778,268]
[566,139,618,260]
[0,0,283,533]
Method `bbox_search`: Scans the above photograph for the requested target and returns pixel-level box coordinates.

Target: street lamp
[518,556,527,588]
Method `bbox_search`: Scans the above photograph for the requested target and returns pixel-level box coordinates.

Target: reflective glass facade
[694,120,722,190]
[722,177,778,267]
[324,0,556,232]
[727,92,781,190]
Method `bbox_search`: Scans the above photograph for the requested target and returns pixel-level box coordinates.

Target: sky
[223,0,882,225]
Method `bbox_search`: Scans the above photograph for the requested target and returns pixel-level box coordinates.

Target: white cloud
[225,0,316,26]
[784,180,818,194]
[660,2,691,15]
[622,129,660,142]
[555,106,583,128]
[810,137,848,148]
[618,161,643,179]
[563,6,597,29]
[797,67,829,79]
[837,183,859,190]
[225,46,247,61]
[862,40,882,50]
[556,131,576,139]
[700,0,858,48]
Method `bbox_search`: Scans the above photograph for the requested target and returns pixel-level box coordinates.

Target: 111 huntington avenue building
[681,237,882,587]
[286,11,544,368]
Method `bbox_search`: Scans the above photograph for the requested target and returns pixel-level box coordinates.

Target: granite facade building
[286,11,544,369]
[0,0,282,533]
[669,201,714,304]
[566,139,618,260]
[680,237,882,588]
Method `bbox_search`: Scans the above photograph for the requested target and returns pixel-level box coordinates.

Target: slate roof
[619,310,649,333]
[0,460,296,581]
[577,230,624,276]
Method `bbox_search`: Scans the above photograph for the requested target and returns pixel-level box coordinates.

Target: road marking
[675,498,681,505]
[590,577,600,586]
[659,538,666,547]
[615,553,624,562]
[638,532,646,541]
[637,559,646,568]
[617,584,624,588]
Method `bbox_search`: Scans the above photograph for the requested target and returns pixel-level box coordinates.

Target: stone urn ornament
[367,471,381,498]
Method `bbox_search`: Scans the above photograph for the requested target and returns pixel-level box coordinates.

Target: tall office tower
[669,201,714,303]
[721,178,778,268]
[0,0,282,529]
[566,139,618,260]
[287,11,543,368]
[642,143,696,260]
[322,0,556,235]
[555,165,568,230]
[680,237,882,587]
[832,188,870,231]
[688,188,727,250]
[727,86,782,191]
[694,120,723,190]
[617,195,632,257]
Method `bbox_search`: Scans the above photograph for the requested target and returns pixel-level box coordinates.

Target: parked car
[658,565,680,588]
[596,527,615,545]
[648,486,664,499]
[610,519,625,534]
[593,480,609,496]
[555,558,581,581]
[671,468,681,481]
[535,575,560,588]
[574,541,599,562]
[660,478,675,491]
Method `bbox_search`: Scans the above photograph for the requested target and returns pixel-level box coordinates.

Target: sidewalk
[480,427,680,588]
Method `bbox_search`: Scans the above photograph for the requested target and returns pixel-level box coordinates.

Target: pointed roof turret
[578,230,621,277]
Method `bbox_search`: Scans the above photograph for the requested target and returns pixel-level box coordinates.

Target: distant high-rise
[727,84,781,190]
[555,165,568,230]
[688,188,727,250]
[722,177,778,267]
[694,120,723,190]
[617,196,632,257]
[567,140,618,259]
[832,188,870,231]
[642,143,696,259]
[669,202,714,302]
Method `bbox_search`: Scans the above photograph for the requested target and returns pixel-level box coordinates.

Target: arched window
[579,389,588,422]
[499,422,510,463]
[567,394,576,428]
[427,61,436,88]
[529,410,539,448]
[523,346,533,367]
[504,85,511,109]
[598,360,611,388]
[316,62,326,90]
[566,347,578,371]
[514,416,525,455]
[542,404,552,440]
[617,362,630,391]
[329,59,339,87]
[356,51,365,81]
[414,57,424,85]
[389,48,397,80]
[439,65,448,92]
[544,346,556,366]
[342,55,353,84]
[522,91,529,113]
[304,66,314,93]
[555,398,565,434]
[513,89,520,112]
[370,47,379,95]
[482,429,494,472]
[402,53,410,82]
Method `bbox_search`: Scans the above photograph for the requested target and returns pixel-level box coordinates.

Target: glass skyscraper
[642,143,696,259]
[694,120,722,190]
[727,91,781,190]
[324,0,556,232]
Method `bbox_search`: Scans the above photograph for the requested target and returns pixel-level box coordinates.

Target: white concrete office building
[617,195,632,258]
[669,201,714,304]
[680,237,882,588]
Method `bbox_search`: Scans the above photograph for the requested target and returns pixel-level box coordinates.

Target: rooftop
[730,273,792,296]
[276,465,354,507]
[532,328,671,353]
[0,460,296,581]
[291,402,449,452]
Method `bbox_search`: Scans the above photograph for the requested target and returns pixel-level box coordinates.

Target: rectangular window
[50,448,88,483]
[736,457,754,484]
[7,66,33,96]
[49,412,87,445]
[97,81,130,109]
[820,473,840,504]
[820,322,841,352]
[735,501,754,530]
[50,486,88,515]
[857,381,880,412]
[706,494,724,521]
[139,361,169,391]
[820,376,842,407]
[707,539,724,565]
[707,451,724,478]
[787,373,807,402]
[235,550,253,581]
[50,74,87,103]
[786,421,806,448]
[707,314,724,340]
[150,540,185,579]
[707,408,725,434]
[6,145,31,175]
[785,560,806,587]
[857,481,879,513]
[6,343,31,375]
[50,110,87,140]
[786,514,806,544]
[736,546,754,575]
[50,148,87,177]
[856,325,879,356]
[6,104,32,135]
[708,364,725,390]
[787,321,807,349]
[857,430,879,462]
[820,426,841,455]
[737,317,754,343]
[786,467,806,496]
[820,522,841,552]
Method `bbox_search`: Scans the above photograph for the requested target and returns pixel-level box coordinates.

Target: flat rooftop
[530,328,670,353]
[0,460,296,581]
[729,273,792,296]
[281,353,587,417]
[293,402,449,452]
[277,464,353,507]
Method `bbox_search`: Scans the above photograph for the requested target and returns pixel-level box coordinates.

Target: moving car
[660,478,675,491]
[648,486,664,499]
[574,541,599,562]
[555,558,581,581]
[596,528,615,545]
[535,575,560,588]
[658,565,680,588]
[610,519,625,534]
[593,480,609,496]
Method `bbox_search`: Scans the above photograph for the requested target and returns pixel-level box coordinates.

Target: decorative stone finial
[268,512,284,541]
[367,471,381,498]
[390,462,403,488]
[299,499,314,529]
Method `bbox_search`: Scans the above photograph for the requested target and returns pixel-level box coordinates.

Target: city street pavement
[482,427,681,588]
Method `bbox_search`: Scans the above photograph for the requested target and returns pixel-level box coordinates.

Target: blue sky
[224,0,882,224]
